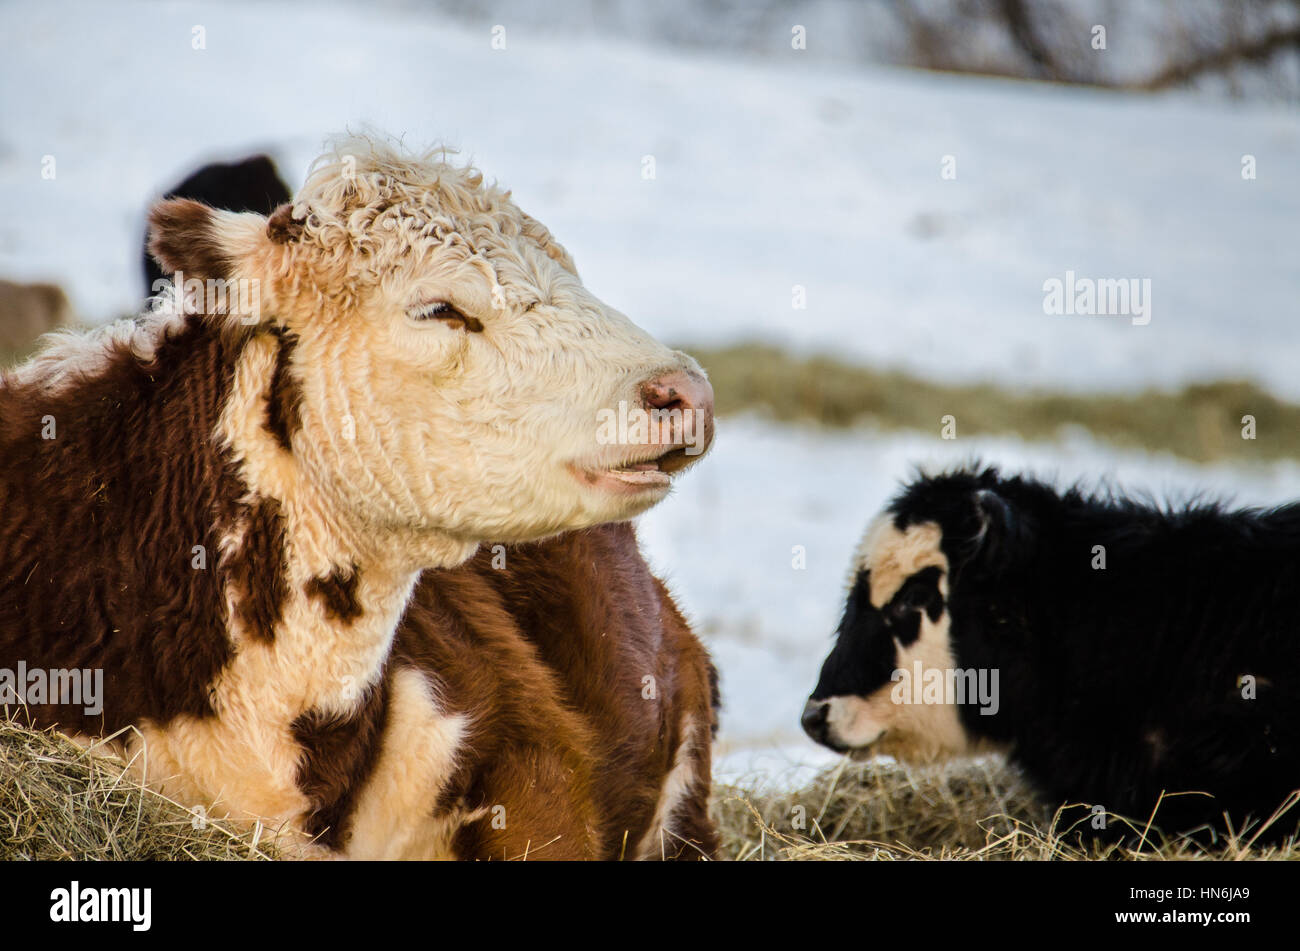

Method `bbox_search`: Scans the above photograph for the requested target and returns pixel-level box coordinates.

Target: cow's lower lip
[570,457,675,495]
[606,468,672,488]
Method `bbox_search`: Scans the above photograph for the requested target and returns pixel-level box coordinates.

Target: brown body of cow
[397,524,720,860]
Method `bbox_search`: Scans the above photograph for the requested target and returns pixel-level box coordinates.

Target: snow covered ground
[3,1,1299,782]
[2,0,1297,394]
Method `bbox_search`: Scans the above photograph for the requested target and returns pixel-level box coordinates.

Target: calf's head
[147,138,712,556]
[802,468,1028,762]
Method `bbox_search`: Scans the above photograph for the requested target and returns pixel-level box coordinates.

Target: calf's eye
[893,584,931,616]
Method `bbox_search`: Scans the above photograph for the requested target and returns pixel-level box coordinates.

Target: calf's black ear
[967,488,1015,572]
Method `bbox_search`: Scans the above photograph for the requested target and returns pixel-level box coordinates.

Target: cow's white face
[803,516,977,762]
[148,142,713,559]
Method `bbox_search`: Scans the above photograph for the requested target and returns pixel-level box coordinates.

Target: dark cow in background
[141,154,291,297]
[804,466,1300,845]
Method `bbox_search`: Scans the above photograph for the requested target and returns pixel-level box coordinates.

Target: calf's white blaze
[829,517,976,762]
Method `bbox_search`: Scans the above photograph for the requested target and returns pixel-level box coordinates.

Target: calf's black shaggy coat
[812,467,1300,845]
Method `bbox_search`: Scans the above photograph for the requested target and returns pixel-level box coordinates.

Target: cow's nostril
[636,369,716,459]
[640,371,712,414]
[801,699,830,742]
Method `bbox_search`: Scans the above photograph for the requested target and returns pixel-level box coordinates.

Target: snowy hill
[2,0,1297,396]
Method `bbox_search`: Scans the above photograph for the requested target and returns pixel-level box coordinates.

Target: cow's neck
[254,514,411,716]
[217,330,477,717]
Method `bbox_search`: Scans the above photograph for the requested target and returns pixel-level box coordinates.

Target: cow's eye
[411,301,460,323]
[408,301,483,333]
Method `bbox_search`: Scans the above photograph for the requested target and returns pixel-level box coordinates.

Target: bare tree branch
[1138,24,1300,90]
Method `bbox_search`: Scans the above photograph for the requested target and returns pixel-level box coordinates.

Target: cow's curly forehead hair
[286,137,576,286]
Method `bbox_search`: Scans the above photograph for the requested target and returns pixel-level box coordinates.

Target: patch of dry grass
[4,718,1294,861]
[712,757,1300,861]
[0,717,275,861]
[688,343,1300,464]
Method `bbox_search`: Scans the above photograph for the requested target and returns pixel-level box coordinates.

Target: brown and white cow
[0,137,714,855]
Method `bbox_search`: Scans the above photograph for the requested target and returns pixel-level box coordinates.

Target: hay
[712,757,1300,861]
[3,715,1294,860]
[0,717,275,861]
[686,342,1300,464]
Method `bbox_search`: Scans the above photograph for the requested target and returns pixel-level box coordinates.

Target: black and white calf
[803,467,1300,844]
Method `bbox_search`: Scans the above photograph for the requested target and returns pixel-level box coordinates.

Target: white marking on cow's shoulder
[125,713,313,839]
[61,728,314,857]
[345,667,468,859]
[635,716,701,860]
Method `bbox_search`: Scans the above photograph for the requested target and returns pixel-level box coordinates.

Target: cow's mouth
[571,446,693,495]
[846,741,882,761]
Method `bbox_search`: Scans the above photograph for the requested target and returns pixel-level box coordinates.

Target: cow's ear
[148,198,232,281]
[149,198,281,327]
[968,488,1015,571]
